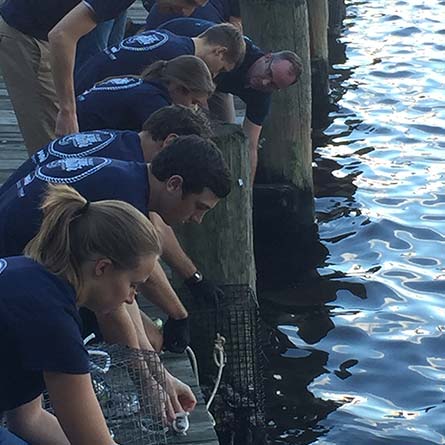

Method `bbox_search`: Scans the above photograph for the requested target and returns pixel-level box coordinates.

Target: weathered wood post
[175,123,256,293]
[239,0,312,190]
[238,0,315,288]
[175,124,265,444]
[307,0,330,128]
[328,0,346,38]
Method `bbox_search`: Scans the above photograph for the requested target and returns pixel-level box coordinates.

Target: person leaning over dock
[0,106,225,349]
[160,18,303,181]
[144,0,242,33]
[0,136,231,356]
[0,105,212,193]
[0,184,165,445]
[76,55,215,132]
[0,0,207,156]
[75,23,245,95]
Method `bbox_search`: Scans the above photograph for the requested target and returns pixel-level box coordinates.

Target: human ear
[161,133,178,148]
[215,46,227,58]
[94,258,113,277]
[166,175,184,192]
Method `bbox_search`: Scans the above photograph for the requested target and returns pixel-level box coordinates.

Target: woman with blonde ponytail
[76,54,215,132]
[0,184,163,445]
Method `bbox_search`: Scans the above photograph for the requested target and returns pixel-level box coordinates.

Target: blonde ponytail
[25,184,161,290]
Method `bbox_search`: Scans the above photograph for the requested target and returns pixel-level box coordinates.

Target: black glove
[185,276,224,305]
[163,317,190,353]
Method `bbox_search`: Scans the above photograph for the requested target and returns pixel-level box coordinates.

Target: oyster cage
[182,284,268,445]
[44,344,168,445]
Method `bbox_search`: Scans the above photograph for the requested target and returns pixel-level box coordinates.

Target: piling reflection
[260,1,445,443]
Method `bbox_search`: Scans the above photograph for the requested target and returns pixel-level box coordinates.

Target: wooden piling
[239,0,316,287]
[239,0,312,192]
[307,0,330,128]
[175,123,256,293]
[328,0,347,37]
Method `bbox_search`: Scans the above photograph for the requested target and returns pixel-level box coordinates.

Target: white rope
[185,333,226,413]
[206,333,226,411]
[83,333,111,374]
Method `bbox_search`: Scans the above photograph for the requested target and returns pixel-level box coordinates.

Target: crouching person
[0,184,196,445]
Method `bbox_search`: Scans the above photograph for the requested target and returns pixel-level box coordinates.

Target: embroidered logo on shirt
[35,158,112,184]
[0,258,7,275]
[47,131,117,158]
[119,31,169,52]
[78,78,143,100]
[31,148,50,166]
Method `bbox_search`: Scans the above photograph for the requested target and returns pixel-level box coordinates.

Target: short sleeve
[17,310,90,375]
[83,0,135,23]
[239,89,271,125]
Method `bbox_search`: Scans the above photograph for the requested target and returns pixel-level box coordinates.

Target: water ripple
[266,0,445,443]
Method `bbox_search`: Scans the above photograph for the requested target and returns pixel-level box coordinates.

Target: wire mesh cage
[182,284,267,444]
[44,343,168,445]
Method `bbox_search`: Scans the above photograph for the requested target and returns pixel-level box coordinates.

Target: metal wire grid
[44,344,168,445]
[183,284,267,442]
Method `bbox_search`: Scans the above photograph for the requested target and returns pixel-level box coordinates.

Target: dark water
[262,1,445,444]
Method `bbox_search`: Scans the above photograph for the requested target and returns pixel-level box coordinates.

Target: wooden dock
[0,3,220,443]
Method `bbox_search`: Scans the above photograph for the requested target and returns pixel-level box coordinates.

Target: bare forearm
[48,30,77,115]
[96,304,140,349]
[243,117,262,183]
[150,212,197,279]
[44,372,115,445]
[125,299,157,351]
[140,309,164,352]
[7,398,70,445]
[48,3,97,135]
[139,261,188,320]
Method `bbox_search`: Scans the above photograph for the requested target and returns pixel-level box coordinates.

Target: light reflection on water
[264,1,445,443]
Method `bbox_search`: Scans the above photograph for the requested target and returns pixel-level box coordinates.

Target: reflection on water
[263,1,445,443]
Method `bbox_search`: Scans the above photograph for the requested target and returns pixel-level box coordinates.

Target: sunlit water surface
[263,1,445,443]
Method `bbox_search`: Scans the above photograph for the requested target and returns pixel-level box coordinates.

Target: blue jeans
[0,427,29,445]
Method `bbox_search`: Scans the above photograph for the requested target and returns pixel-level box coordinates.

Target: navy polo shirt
[0,130,143,193]
[75,29,194,95]
[0,158,150,257]
[216,36,271,125]
[145,0,240,30]
[0,0,135,41]
[160,18,271,125]
[0,256,89,411]
[77,77,171,131]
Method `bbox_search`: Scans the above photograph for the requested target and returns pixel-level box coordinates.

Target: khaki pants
[0,17,58,155]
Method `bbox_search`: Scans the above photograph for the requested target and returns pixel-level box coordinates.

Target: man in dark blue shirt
[0,0,207,154]
[145,0,241,30]
[48,0,209,139]
[160,18,304,182]
[1,104,211,192]
[74,23,244,95]
[0,136,231,355]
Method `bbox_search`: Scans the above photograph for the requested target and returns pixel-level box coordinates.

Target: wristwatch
[186,270,203,285]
